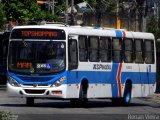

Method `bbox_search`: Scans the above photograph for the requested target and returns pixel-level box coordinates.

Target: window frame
[112,37,123,63]
[124,38,133,63]
[99,37,111,62]
[144,40,155,64]
[78,35,88,62]
[134,39,144,63]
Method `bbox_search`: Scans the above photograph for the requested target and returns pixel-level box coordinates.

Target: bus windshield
[8,41,66,75]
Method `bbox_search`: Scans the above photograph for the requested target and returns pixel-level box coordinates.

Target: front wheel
[79,85,88,107]
[70,84,88,107]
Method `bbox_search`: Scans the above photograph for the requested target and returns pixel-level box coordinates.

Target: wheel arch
[80,78,89,90]
[123,78,132,97]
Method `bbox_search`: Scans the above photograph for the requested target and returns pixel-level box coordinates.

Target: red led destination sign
[21,31,58,37]
[11,28,66,40]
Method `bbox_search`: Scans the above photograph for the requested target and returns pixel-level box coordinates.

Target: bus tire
[70,84,88,107]
[26,98,34,106]
[78,84,88,107]
[70,99,78,107]
[122,83,132,105]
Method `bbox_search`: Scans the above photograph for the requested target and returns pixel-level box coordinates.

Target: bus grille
[18,76,53,82]
[24,89,45,94]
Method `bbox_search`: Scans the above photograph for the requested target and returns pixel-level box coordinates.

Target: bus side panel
[138,64,156,97]
[66,69,113,98]
[66,70,79,98]
[139,64,149,97]
[78,70,112,98]
[110,63,120,98]
[121,64,142,97]
[148,64,156,95]
[87,84,112,98]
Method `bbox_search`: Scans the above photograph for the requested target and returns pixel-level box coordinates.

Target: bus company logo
[93,64,111,70]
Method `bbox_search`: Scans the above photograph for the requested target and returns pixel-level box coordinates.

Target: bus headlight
[52,76,66,87]
[7,76,20,87]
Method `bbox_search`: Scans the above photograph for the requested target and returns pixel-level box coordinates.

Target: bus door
[68,35,78,86]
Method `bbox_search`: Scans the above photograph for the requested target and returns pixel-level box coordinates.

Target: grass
[0,111,13,120]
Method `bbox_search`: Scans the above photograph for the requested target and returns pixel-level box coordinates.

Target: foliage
[146,15,159,39]
[0,0,159,34]
[0,3,6,29]
[1,0,58,25]
[55,0,66,14]
[0,111,12,120]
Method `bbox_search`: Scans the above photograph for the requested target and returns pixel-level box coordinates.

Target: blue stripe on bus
[115,30,122,38]
[7,71,68,85]
[8,71,156,85]
[111,63,119,97]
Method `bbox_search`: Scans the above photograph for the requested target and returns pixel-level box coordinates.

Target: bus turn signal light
[52,91,62,95]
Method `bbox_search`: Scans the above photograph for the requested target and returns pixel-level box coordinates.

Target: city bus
[7,24,156,106]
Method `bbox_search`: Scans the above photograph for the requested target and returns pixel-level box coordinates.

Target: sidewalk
[142,93,160,104]
[150,93,160,102]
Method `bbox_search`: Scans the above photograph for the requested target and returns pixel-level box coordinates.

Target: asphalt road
[0,89,160,120]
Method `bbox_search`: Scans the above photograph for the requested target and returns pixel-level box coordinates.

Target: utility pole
[116,0,121,29]
[70,0,74,25]
[52,0,55,15]
[48,0,50,12]
[96,0,102,27]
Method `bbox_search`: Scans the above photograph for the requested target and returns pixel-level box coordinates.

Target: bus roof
[12,25,155,40]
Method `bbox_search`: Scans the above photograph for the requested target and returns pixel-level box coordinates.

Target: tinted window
[144,40,154,64]
[100,37,111,62]
[88,37,99,62]
[79,36,88,62]
[135,39,143,63]
[112,38,122,62]
[124,39,133,63]
[8,41,66,75]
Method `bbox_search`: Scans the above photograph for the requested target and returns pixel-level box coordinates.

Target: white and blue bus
[7,24,156,106]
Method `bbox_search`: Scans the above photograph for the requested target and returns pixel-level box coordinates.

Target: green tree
[0,3,6,29]
[146,15,159,39]
[1,0,58,24]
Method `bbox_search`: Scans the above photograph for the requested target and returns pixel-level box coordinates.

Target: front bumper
[7,83,67,98]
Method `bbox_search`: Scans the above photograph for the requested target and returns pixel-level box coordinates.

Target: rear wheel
[26,98,34,106]
[122,83,132,105]
[112,83,132,106]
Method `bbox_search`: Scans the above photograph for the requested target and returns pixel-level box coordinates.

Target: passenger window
[124,39,133,63]
[100,37,111,62]
[112,38,122,62]
[88,37,99,62]
[144,40,154,64]
[135,39,143,63]
[79,36,88,62]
